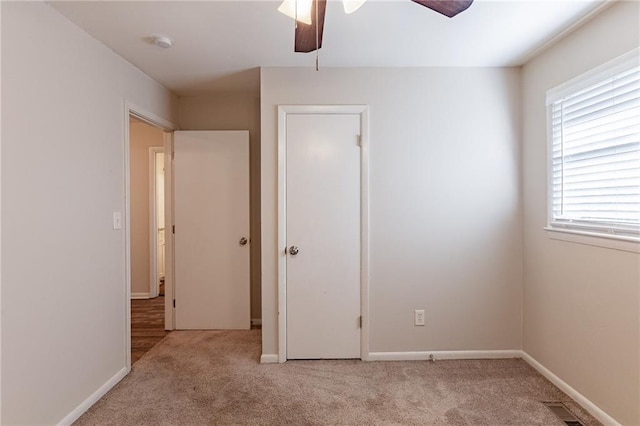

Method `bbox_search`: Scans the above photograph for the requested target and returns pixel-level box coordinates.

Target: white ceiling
[49,0,610,96]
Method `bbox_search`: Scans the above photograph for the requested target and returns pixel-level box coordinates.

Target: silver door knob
[288,246,299,256]
[239,237,248,246]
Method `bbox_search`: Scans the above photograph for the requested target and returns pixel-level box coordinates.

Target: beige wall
[130,121,165,296]
[178,93,262,320]
[522,2,640,425]
[1,2,177,424]
[261,67,523,356]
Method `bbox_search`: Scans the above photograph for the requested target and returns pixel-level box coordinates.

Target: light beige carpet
[75,330,600,425]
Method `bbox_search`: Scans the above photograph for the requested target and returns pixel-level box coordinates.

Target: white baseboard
[57,367,128,426]
[251,318,262,326]
[131,292,150,299]
[367,349,521,362]
[521,351,620,426]
[260,354,279,364]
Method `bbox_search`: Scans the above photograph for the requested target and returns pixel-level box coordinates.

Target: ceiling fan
[278,0,474,53]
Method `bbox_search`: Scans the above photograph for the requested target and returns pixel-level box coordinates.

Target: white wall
[261,67,523,356]
[0,0,3,423]
[1,2,177,424]
[178,93,262,320]
[0,3,3,420]
[522,2,640,425]
[130,121,165,296]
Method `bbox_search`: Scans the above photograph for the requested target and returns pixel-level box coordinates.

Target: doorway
[277,105,370,362]
[126,109,174,367]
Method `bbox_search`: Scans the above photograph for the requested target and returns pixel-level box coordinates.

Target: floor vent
[543,402,584,426]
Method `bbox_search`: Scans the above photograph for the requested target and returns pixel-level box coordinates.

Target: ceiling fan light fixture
[278,0,313,25]
[342,0,366,14]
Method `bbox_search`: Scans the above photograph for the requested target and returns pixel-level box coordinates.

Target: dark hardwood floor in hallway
[131,296,169,365]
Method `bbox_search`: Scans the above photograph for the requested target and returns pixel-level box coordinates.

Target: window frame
[545,48,640,251]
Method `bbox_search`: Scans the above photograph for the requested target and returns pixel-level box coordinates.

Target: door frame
[148,147,165,298]
[277,105,370,363]
[124,101,176,370]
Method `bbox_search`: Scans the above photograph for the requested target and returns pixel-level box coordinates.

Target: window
[546,49,640,242]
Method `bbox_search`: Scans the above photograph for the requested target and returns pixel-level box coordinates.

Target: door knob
[239,237,248,246]
[288,246,299,256]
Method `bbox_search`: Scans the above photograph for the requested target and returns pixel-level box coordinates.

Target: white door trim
[149,147,164,298]
[277,105,370,363]
[124,101,176,370]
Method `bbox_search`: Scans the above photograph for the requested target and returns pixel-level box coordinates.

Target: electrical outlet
[414,309,425,326]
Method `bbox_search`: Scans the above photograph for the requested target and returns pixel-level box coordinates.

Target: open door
[173,130,250,330]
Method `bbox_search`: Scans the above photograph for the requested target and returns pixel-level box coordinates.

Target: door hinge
[357,135,362,147]
[172,151,175,160]
[359,315,362,328]
[173,299,176,308]
[172,225,175,234]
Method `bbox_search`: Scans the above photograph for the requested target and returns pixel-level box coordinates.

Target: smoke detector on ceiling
[151,34,173,49]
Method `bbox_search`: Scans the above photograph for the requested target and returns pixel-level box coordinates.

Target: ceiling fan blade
[411,0,473,18]
[295,0,327,53]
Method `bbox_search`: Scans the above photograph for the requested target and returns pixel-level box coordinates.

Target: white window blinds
[547,51,640,239]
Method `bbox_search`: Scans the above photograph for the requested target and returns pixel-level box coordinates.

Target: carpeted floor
[75,330,600,425]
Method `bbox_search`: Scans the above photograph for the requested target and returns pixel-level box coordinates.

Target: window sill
[544,227,640,253]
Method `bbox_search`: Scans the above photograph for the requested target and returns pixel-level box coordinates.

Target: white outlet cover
[414,309,425,326]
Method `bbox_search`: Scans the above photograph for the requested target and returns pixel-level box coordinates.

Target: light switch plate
[113,212,122,230]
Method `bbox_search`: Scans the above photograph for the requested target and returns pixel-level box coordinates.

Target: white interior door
[286,113,362,359]
[150,148,165,298]
[155,151,165,281]
[174,130,250,330]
